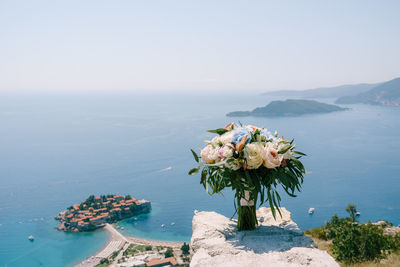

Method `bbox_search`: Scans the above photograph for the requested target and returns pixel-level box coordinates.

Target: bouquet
[189,122,306,231]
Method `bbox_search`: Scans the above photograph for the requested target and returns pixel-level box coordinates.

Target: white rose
[219,131,234,144]
[263,142,283,168]
[211,135,222,146]
[244,142,264,169]
[200,145,220,163]
[209,146,220,162]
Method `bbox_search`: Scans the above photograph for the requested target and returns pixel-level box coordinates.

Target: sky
[0,0,400,92]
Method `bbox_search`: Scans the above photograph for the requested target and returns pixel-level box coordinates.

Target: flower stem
[237,200,257,231]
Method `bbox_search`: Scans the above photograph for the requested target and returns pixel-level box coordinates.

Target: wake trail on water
[159,166,173,172]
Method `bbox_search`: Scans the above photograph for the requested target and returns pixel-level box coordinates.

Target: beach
[75,224,184,267]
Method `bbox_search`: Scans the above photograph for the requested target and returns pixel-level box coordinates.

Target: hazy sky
[1,0,399,92]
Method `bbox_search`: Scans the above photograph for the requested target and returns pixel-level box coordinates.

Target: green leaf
[200,168,207,184]
[278,146,291,154]
[188,167,200,175]
[191,149,199,163]
[207,128,228,135]
[293,151,307,156]
[267,189,276,219]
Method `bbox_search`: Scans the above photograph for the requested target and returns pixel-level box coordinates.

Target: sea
[0,91,399,267]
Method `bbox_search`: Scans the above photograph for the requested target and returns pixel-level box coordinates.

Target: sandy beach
[74,224,184,267]
[126,236,183,249]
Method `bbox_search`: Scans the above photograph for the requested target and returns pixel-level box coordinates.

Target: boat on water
[28,235,34,241]
[171,222,175,226]
[308,208,315,214]
[355,211,361,217]
[161,224,165,228]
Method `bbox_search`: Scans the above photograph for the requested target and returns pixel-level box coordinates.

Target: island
[262,83,378,99]
[335,77,400,106]
[227,99,348,117]
[55,194,151,232]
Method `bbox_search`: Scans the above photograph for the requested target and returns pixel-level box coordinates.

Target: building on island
[55,194,151,232]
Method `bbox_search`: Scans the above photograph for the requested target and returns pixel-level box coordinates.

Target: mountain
[227,99,348,117]
[335,77,400,106]
[263,83,379,98]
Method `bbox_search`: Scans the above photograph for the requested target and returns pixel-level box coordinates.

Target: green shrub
[330,221,394,263]
[324,215,353,240]
[111,250,119,259]
[98,258,109,265]
[308,205,400,264]
[164,248,174,258]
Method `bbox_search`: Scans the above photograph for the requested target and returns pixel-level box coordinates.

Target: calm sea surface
[0,92,399,266]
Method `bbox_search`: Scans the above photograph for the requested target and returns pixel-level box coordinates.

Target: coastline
[74,223,184,266]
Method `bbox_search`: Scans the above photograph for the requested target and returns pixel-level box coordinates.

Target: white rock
[190,207,338,267]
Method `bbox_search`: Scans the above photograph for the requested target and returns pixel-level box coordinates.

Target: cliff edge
[190,207,338,267]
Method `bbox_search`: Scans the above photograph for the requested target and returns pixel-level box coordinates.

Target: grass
[123,244,149,256]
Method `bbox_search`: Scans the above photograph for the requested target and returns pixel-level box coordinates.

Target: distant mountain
[335,77,400,106]
[227,99,348,117]
[263,83,379,98]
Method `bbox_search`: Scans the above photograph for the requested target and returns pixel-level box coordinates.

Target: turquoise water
[0,92,399,266]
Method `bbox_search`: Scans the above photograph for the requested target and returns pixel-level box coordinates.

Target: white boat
[161,224,165,227]
[308,208,315,214]
[28,235,34,241]
[355,211,361,217]
[171,222,175,226]
[121,227,125,230]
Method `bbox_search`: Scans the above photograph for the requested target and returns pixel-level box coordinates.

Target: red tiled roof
[111,208,121,212]
[146,257,177,267]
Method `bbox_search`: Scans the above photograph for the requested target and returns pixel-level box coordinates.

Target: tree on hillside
[181,242,190,255]
[346,204,358,222]
[85,195,95,204]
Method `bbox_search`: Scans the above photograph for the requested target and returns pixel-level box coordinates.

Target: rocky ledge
[190,207,338,267]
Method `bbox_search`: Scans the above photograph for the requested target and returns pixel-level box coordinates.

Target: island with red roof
[55,194,151,232]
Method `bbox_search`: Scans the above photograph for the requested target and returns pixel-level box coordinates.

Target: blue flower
[260,129,273,140]
[232,128,251,145]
